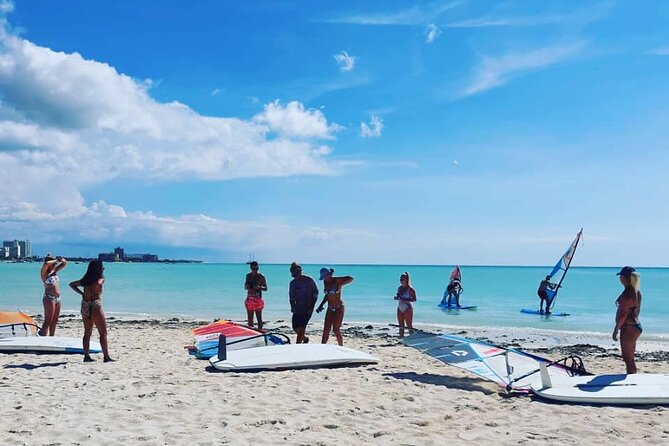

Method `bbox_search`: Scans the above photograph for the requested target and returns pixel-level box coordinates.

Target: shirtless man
[316,268,354,346]
[612,266,642,374]
[244,261,267,329]
[288,262,318,344]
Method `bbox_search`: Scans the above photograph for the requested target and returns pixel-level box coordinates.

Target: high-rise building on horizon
[1,239,30,259]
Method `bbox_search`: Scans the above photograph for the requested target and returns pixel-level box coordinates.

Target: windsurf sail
[0,311,38,338]
[545,228,583,310]
[449,265,461,282]
[402,331,588,391]
[187,320,287,359]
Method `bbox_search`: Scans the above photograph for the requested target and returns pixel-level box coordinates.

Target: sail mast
[549,228,583,310]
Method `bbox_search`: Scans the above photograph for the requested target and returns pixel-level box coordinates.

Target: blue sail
[546,229,583,308]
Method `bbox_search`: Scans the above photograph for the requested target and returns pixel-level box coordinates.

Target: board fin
[540,363,552,389]
[217,334,227,361]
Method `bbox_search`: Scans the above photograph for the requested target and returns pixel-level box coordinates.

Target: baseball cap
[616,266,636,277]
[319,267,331,280]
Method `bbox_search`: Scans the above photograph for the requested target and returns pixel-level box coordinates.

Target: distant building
[1,240,30,259]
[18,240,30,258]
[125,253,159,262]
[98,252,118,262]
[114,247,125,261]
[98,246,159,263]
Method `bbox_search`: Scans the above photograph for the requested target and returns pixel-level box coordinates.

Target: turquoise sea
[1,263,667,336]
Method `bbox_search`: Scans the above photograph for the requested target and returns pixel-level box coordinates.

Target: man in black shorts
[289,262,318,343]
[537,275,557,315]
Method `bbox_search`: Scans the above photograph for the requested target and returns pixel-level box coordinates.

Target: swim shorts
[292,312,312,330]
[245,296,264,312]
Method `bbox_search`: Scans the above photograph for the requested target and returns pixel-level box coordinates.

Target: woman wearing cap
[39,254,68,336]
[316,267,354,346]
[395,272,416,338]
[612,266,642,374]
[244,261,267,330]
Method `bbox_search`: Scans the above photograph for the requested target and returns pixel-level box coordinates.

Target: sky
[0,0,668,265]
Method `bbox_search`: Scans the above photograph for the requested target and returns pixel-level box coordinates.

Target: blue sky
[0,0,668,265]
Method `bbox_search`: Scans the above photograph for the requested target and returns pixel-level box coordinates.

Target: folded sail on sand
[403,330,588,391]
[0,311,38,338]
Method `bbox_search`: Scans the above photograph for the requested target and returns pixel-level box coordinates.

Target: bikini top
[325,285,339,295]
[44,274,59,286]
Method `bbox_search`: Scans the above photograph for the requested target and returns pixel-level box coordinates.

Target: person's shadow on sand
[384,372,498,395]
[4,362,67,370]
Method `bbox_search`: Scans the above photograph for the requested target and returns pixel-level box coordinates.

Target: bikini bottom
[81,299,102,319]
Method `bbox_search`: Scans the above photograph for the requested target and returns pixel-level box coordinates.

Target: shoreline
[36,311,669,353]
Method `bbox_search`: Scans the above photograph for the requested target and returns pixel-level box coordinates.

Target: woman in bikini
[69,260,113,363]
[39,254,68,336]
[395,272,416,338]
[612,266,642,374]
[316,267,354,346]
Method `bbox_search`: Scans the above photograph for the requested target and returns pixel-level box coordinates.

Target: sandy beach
[1,316,668,446]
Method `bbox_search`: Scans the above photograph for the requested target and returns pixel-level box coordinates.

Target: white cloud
[326,1,463,26]
[360,115,383,138]
[211,87,223,96]
[461,41,587,97]
[448,15,566,28]
[647,46,669,56]
[334,51,356,72]
[0,1,13,14]
[425,24,442,43]
[0,200,376,259]
[253,100,343,139]
[0,28,346,222]
[447,1,613,28]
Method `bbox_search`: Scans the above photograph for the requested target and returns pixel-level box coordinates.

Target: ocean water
[1,262,667,336]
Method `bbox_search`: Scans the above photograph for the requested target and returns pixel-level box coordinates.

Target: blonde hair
[621,272,641,291]
[400,272,410,286]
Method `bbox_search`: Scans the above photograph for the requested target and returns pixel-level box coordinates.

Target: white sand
[1,317,668,445]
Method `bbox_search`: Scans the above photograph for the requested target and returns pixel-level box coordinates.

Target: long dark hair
[80,260,104,287]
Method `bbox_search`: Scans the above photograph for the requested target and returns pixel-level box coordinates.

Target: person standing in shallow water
[288,262,318,344]
[39,254,68,336]
[537,275,557,315]
[613,266,642,374]
[244,261,267,330]
[316,267,353,346]
[69,260,113,363]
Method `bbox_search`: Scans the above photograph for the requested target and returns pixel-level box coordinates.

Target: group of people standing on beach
[243,261,645,374]
[37,256,644,374]
[245,261,357,345]
[244,261,419,344]
[39,256,113,363]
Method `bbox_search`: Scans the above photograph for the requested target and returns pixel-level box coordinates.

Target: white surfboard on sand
[209,343,378,372]
[531,363,669,405]
[0,336,102,354]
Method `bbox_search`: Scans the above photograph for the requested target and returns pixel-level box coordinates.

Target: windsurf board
[521,308,570,317]
[0,336,102,354]
[532,367,669,405]
[209,343,378,372]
